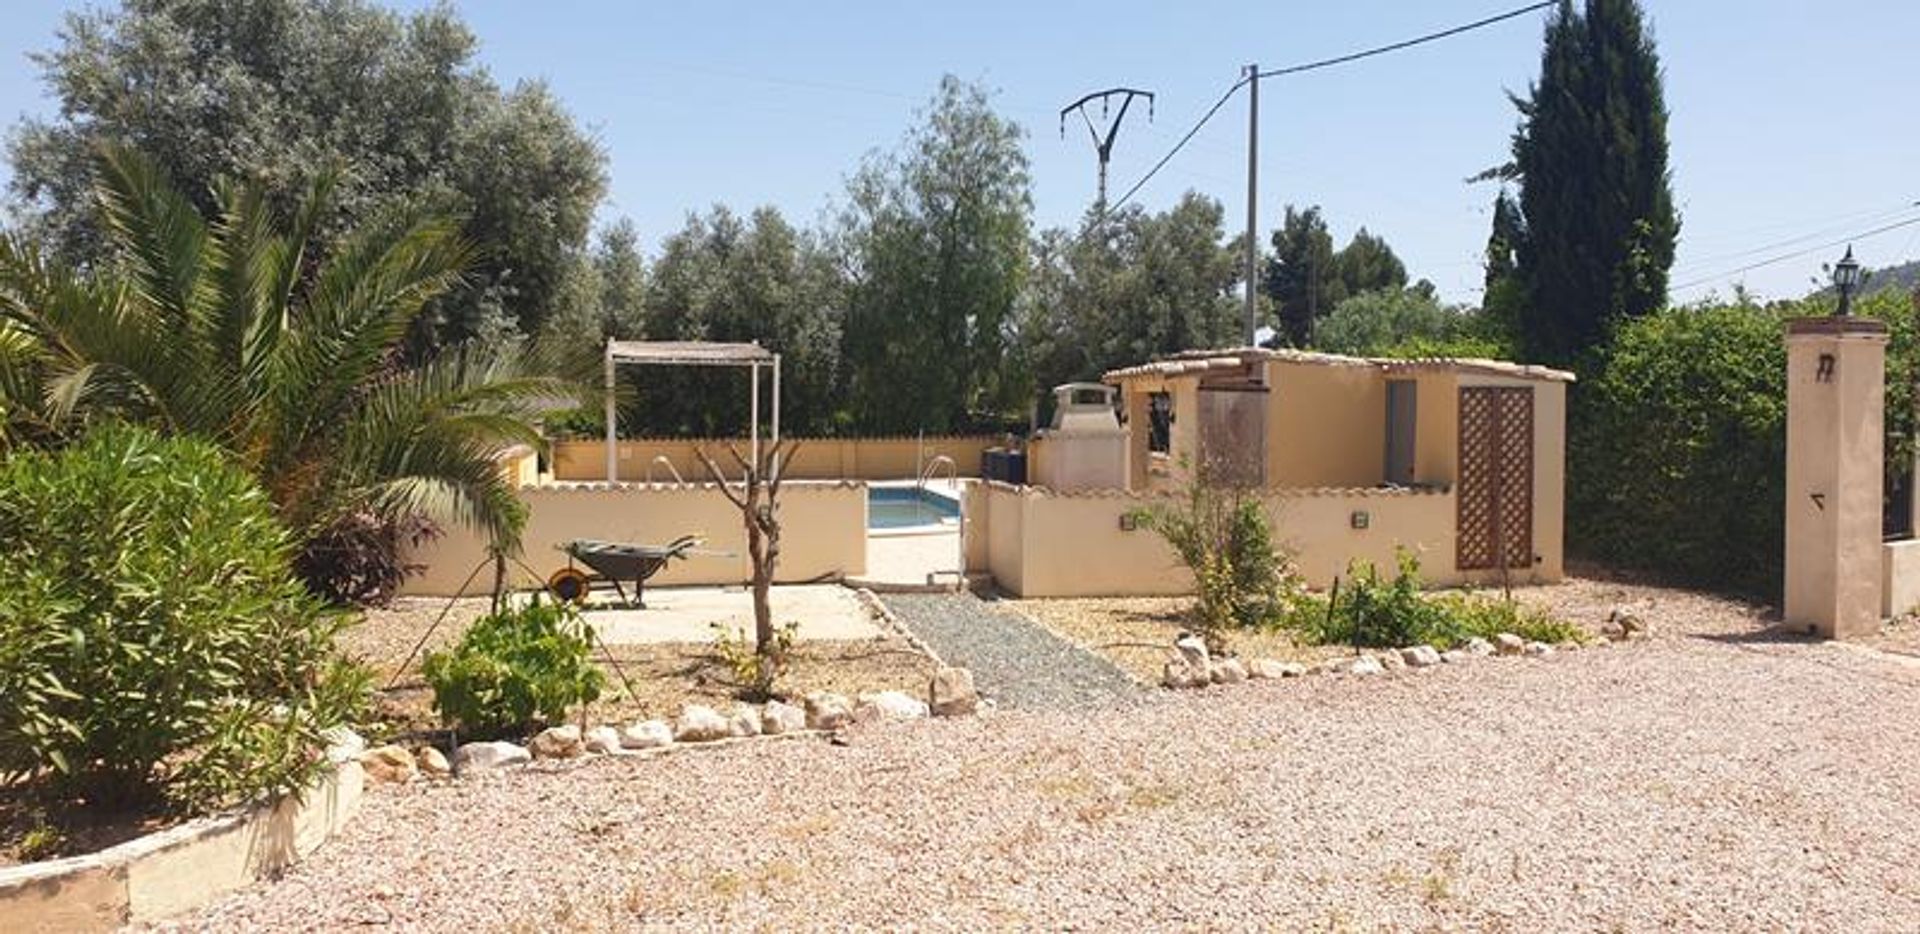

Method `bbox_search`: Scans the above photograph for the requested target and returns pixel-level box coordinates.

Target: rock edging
[0,732,367,933]
[1162,630,1602,691]
[384,673,987,785]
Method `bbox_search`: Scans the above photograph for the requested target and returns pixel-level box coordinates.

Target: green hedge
[1570,291,1919,598]
[0,425,366,811]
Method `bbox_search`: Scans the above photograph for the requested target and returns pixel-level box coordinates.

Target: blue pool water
[868,487,960,530]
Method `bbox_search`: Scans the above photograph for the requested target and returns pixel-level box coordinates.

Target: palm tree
[0,144,571,598]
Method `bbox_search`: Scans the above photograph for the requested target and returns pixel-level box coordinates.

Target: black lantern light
[1833,245,1863,316]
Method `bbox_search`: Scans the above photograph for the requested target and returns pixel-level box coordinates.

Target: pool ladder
[645,455,686,485]
[917,456,965,589]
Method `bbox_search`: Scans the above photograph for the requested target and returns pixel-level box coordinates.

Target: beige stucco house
[989,347,1574,596]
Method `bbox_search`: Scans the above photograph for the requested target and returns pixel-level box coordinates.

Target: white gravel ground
[154,579,1920,931]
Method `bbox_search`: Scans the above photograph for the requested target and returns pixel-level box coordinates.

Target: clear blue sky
[2,1,1916,304]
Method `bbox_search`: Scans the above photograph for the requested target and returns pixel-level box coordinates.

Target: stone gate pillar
[1784,316,1888,638]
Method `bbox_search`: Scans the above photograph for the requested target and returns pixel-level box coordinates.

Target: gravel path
[157,579,1920,931]
[883,592,1141,709]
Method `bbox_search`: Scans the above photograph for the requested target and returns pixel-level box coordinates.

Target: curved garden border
[0,735,365,933]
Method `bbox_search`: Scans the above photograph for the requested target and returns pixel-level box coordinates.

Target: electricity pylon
[1060,87,1154,207]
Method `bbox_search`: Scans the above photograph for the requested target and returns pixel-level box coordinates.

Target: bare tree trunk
[697,440,792,661]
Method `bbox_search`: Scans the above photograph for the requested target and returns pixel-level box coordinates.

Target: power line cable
[1677,201,1920,269]
[1098,76,1250,221]
[1255,1,1555,79]
[1670,213,1920,294]
[1084,1,1555,240]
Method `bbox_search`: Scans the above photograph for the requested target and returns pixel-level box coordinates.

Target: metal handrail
[916,456,966,588]
[645,455,686,485]
[917,455,957,492]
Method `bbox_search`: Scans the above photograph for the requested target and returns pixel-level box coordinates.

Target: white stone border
[0,737,365,932]
[851,586,947,666]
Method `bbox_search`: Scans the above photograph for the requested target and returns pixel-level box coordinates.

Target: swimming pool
[868,486,960,530]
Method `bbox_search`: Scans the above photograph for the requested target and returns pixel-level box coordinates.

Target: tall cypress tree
[1505,0,1677,364]
[1481,190,1526,345]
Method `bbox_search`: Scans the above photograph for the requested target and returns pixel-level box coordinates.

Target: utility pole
[1243,64,1260,346]
[1060,87,1155,208]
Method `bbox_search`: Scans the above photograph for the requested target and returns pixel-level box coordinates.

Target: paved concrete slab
[580,583,882,645]
[862,530,962,587]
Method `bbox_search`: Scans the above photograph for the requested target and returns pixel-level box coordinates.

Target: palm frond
[92,143,216,336]
[6,144,556,568]
[312,348,567,550]
[267,204,475,469]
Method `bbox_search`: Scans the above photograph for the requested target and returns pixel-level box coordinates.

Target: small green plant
[15,821,66,861]
[0,424,366,813]
[422,598,604,738]
[1131,467,1300,653]
[1287,550,1582,649]
[1336,551,1455,648]
[712,621,799,701]
[1433,590,1586,646]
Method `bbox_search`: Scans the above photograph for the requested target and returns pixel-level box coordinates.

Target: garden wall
[0,749,362,931]
[550,435,1000,482]
[1883,539,1920,617]
[400,481,867,596]
[969,482,1563,598]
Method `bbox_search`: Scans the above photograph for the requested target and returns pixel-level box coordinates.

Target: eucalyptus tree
[837,76,1033,433]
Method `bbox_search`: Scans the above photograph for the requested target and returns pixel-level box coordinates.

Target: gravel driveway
[883,592,1141,709]
[157,579,1920,931]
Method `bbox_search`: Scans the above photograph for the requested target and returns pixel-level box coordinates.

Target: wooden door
[1456,386,1534,570]
[1198,385,1267,487]
[1385,380,1418,485]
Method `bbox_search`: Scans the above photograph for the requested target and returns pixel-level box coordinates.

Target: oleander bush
[422,598,604,738]
[0,424,367,812]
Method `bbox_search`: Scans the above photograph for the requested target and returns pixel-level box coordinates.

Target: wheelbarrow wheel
[547,567,591,605]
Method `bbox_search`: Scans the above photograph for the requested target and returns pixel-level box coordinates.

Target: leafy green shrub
[0,424,366,812]
[1429,591,1586,646]
[1132,472,1299,653]
[1285,551,1581,649]
[293,511,440,606]
[423,599,604,738]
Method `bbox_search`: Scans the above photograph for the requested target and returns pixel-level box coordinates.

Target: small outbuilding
[991,347,1573,595]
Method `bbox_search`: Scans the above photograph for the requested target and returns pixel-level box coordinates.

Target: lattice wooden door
[1456,387,1534,570]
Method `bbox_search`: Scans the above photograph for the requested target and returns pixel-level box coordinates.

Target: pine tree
[1262,205,1338,347]
[1333,228,1408,299]
[1506,0,1677,364]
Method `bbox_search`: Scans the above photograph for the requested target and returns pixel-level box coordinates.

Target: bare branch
[771,438,801,495]
[723,442,753,479]
[694,445,748,510]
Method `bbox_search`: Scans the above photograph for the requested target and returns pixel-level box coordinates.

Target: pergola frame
[603,341,782,482]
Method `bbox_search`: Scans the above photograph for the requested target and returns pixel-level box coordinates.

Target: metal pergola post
[771,354,782,480]
[604,343,617,483]
[600,341,782,484]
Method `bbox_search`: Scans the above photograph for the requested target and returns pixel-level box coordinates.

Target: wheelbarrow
[546,536,702,609]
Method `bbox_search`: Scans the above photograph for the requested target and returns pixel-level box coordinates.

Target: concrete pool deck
[578,583,884,645]
[859,529,964,589]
